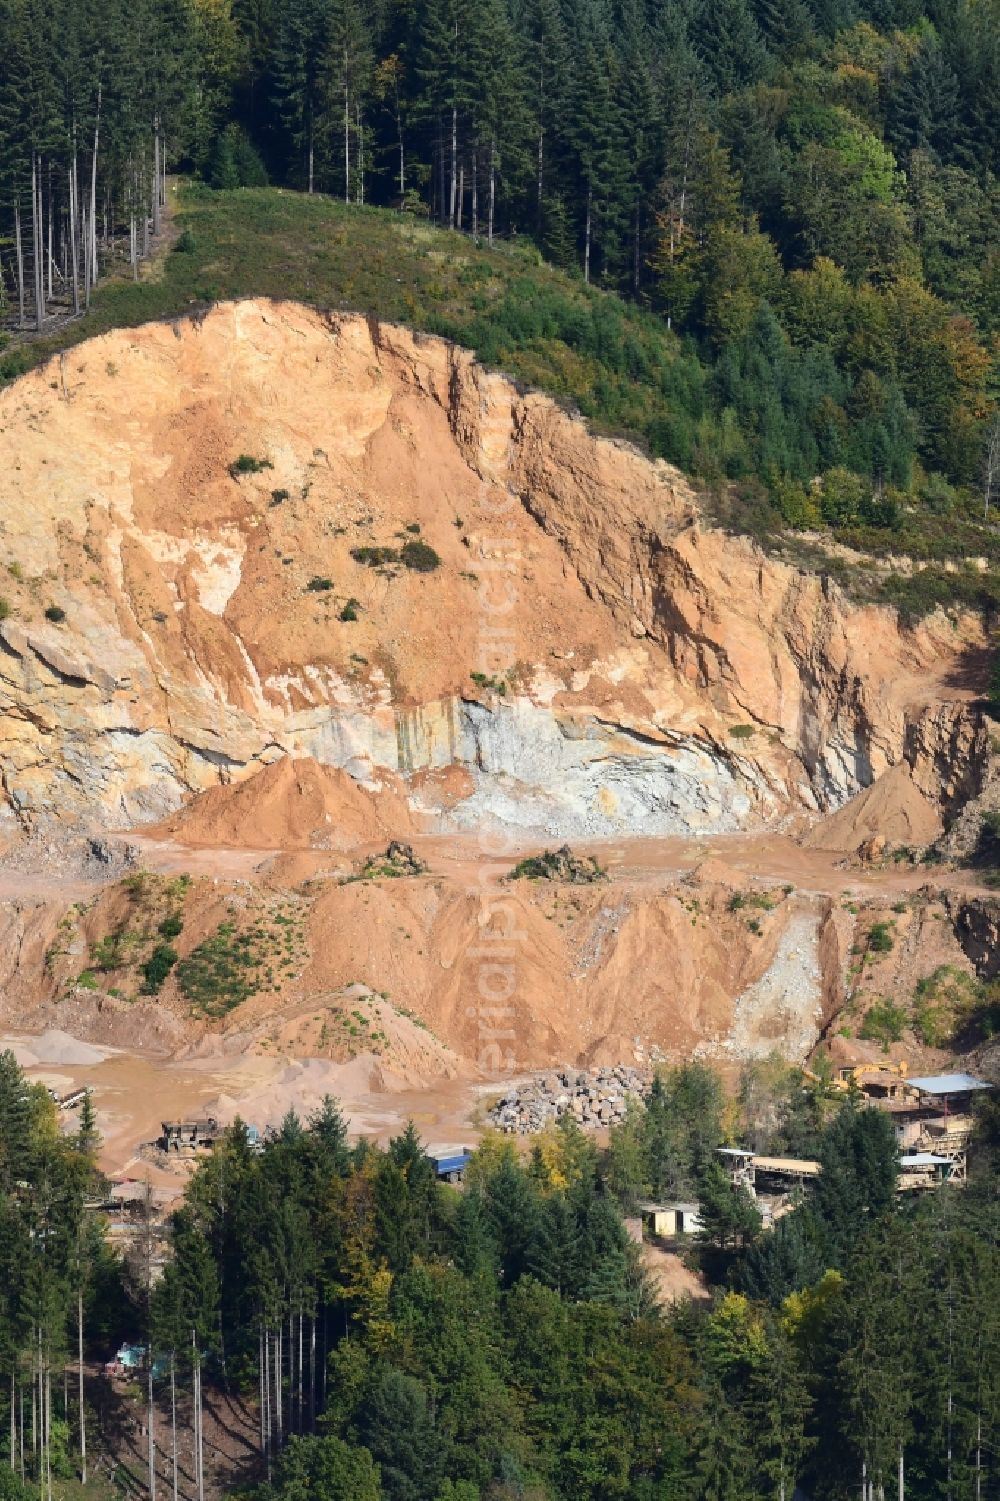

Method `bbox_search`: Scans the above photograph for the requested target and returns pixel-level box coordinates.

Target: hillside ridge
[0,297,987,843]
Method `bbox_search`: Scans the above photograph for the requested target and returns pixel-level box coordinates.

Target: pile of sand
[4,1029,111,1067]
[803,762,943,854]
[150,756,417,852]
[209,1055,392,1132]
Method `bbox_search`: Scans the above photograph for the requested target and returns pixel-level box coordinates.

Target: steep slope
[8,854,994,1080]
[0,298,986,843]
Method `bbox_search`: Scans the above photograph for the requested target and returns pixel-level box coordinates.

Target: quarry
[0,299,997,1192]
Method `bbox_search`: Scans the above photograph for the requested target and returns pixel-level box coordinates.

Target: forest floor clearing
[1,179,179,353]
[77,1367,261,1501]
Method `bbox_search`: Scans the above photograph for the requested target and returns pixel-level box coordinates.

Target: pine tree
[695,0,769,96]
[271,0,333,190]
[887,37,962,166]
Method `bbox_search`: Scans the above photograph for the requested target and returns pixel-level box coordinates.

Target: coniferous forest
[0,1048,998,1500]
[2,0,1000,592]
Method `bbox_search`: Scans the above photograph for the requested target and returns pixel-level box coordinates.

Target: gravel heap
[488,1064,650,1133]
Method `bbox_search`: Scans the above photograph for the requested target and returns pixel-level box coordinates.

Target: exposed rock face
[0,299,984,835]
[947,896,1000,981]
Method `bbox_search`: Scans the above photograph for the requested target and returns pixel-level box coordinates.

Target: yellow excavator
[801,1059,908,1094]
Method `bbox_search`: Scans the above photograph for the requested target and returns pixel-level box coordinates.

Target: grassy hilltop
[4,181,1000,622]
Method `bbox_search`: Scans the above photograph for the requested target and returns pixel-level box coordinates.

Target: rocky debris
[0,832,139,881]
[355,841,428,879]
[487,1064,649,1133]
[508,845,606,884]
[857,834,888,867]
[716,908,825,1062]
[386,840,427,872]
[85,837,140,876]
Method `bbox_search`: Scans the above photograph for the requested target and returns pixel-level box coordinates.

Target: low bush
[176,921,276,1017]
[44,605,65,623]
[400,539,440,572]
[859,999,907,1050]
[912,966,980,1048]
[141,942,179,994]
[351,545,398,568]
[470,670,507,695]
[229,454,272,477]
[868,921,894,953]
[509,846,605,883]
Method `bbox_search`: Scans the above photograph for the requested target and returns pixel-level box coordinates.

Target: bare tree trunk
[397,108,404,203]
[147,1361,156,1501]
[142,148,150,260]
[984,413,1000,519]
[270,1332,277,1446]
[83,201,90,308]
[166,1357,175,1501]
[69,149,80,316]
[308,122,314,195]
[78,1290,86,1483]
[15,203,25,326]
[46,162,53,303]
[152,124,162,237]
[456,162,463,231]
[633,202,640,293]
[32,153,44,329]
[898,1447,904,1501]
[45,1362,52,1501]
[309,1317,316,1432]
[536,67,544,231]
[294,1308,301,1434]
[192,1335,204,1501]
[258,1334,265,1465]
[344,85,350,203]
[356,104,363,203]
[263,1330,271,1480]
[471,151,478,239]
[584,186,592,284]
[488,139,495,246]
[89,88,101,292]
[83,89,101,309]
[450,104,458,227]
[9,1374,14,1473]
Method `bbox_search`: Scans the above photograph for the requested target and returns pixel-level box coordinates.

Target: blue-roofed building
[430,1149,473,1185]
[907,1073,993,1097]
